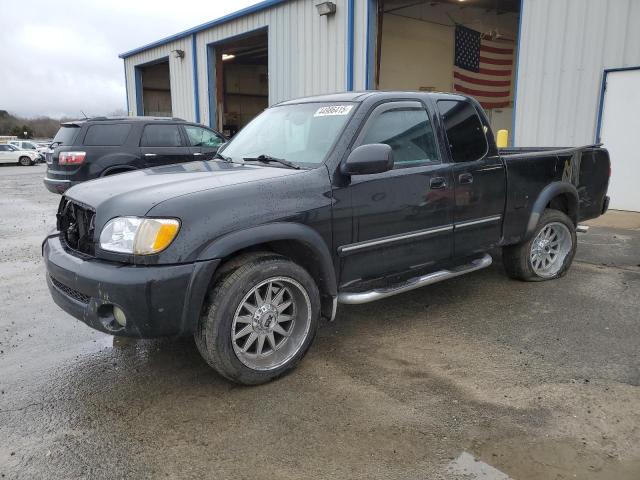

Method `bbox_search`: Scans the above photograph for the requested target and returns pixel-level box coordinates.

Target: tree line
[0,109,127,139]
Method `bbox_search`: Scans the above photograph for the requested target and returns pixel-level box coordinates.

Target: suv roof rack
[61,116,187,125]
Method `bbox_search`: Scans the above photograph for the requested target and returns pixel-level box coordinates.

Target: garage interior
[375,0,521,134]
[138,60,172,117]
[212,31,268,137]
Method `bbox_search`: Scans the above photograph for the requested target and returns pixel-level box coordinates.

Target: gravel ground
[1,164,639,479]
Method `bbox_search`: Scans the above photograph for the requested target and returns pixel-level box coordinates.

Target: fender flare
[525,181,579,239]
[197,222,337,296]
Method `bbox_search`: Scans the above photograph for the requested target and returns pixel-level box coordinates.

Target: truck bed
[498,145,610,245]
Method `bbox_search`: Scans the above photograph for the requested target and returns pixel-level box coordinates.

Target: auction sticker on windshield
[314,105,353,117]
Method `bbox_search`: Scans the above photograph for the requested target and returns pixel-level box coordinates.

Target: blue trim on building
[206,44,216,128]
[511,0,524,147]
[595,65,640,143]
[192,34,200,123]
[119,0,288,59]
[134,67,143,115]
[365,0,376,89]
[123,62,130,114]
[346,0,355,91]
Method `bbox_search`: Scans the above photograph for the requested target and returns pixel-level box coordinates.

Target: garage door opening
[374,0,521,139]
[211,31,268,137]
[138,60,172,117]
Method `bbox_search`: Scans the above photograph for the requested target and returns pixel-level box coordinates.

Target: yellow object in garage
[496,129,509,148]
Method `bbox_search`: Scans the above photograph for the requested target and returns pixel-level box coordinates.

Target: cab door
[436,99,506,257]
[337,100,454,286]
[139,123,193,166]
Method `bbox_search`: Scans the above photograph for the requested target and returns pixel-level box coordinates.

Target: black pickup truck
[43,91,610,385]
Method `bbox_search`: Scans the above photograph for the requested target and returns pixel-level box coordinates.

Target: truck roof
[275,90,470,106]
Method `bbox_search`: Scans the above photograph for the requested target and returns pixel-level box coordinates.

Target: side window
[140,124,183,147]
[0,145,8,151]
[84,124,132,146]
[184,126,224,147]
[360,104,438,168]
[436,100,487,163]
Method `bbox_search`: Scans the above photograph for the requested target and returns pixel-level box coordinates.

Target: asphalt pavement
[1,164,639,479]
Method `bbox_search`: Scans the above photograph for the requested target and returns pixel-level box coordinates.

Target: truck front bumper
[43,235,220,337]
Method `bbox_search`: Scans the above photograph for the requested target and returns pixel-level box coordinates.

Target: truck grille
[57,197,96,256]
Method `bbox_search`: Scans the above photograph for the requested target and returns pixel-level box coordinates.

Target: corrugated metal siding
[124,0,370,125]
[195,0,355,126]
[124,37,195,119]
[515,0,640,147]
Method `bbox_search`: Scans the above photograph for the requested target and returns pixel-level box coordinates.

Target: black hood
[65,160,304,217]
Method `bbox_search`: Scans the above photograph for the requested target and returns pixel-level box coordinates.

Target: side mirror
[341,143,394,175]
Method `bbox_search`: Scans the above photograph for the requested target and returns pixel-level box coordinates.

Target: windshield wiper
[243,154,300,170]
[214,151,232,162]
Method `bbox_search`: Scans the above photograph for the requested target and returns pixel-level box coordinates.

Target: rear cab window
[83,124,132,146]
[436,100,487,163]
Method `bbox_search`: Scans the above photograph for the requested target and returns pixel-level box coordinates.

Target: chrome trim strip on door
[337,224,454,256]
[454,215,502,230]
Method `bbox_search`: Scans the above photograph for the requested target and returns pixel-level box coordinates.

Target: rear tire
[19,156,33,166]
[195,253,320,385]
[503,208,577,281]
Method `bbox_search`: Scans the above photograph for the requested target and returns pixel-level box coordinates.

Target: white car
[0,144,40,166]
[8,140,46,161]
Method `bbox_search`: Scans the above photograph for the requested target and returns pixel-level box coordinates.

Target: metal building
[120,0,640,211]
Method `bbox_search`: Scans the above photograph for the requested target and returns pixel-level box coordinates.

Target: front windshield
[220,102,356,167]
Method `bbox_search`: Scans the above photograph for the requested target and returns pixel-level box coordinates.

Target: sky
[0,0,261,119]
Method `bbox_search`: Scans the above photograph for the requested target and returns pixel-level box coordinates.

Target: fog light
[113,306,127,327]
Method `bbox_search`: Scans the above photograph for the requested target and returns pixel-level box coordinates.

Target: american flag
[453,25,514,109]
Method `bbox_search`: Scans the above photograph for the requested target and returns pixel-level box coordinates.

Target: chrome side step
[337,253,493,305]
[576,224,589,233]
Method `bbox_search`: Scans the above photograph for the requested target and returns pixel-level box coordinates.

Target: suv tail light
[59,151,86,165]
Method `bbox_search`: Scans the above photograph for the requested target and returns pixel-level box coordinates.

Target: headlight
[99,217,180,255]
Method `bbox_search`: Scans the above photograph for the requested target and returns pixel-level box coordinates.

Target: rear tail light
[59,151,86,165]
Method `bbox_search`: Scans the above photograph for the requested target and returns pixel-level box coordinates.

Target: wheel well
[547,193,578,225]
[102,167,135,176]
[213,240,336,319]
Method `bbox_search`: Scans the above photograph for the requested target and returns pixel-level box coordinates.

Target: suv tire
[195,253,320,385]
[503,208,577,281]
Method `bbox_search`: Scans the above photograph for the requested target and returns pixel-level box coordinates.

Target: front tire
[19,156,33,166]
[195,254,320,385]
[503,208,577,281]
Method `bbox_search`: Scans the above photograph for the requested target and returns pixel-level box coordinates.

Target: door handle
[458,173,474,185]
[429,177,447,190]
[193,152,204,156]
[144,153,157,157]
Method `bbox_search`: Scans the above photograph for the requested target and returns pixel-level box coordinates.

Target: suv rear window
[83,124,132,146]
[52,126,80,146]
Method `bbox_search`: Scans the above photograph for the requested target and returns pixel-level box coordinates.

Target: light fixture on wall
[222,53,236,61]
[171,49,185,59]
[316,1,336,16]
